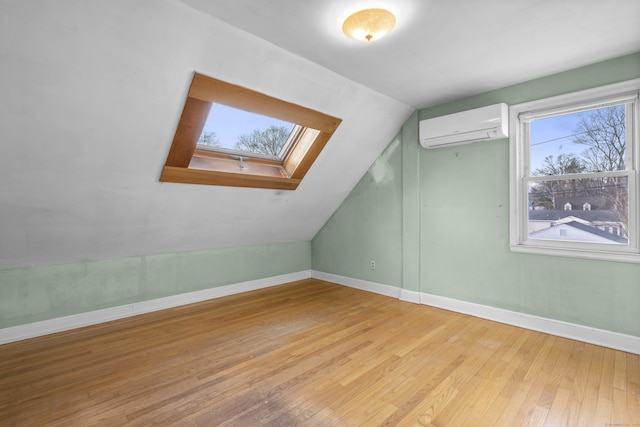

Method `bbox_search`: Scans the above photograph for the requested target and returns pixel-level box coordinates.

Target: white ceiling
[0,0,638,270]
[0,0,412,270]
[180,0,640,108]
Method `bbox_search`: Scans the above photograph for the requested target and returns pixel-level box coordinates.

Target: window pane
[528,176,628,244]
[530,104,626,175]
[198,103,297,158]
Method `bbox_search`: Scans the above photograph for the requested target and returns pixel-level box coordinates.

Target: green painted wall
[402,113,421,292]
[0,241,311,328]
[312,133,403,287]
[3,54,639,336]
[419,53,640,337]
[313,52,640,337]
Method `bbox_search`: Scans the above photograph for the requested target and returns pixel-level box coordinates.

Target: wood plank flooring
[1,278,639,426]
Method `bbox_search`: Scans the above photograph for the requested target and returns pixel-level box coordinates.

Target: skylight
[161,73,342,190]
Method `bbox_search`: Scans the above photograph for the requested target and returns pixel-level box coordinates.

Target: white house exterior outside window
[509,79,640,262]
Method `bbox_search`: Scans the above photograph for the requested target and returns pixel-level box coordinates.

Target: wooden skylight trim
[161,73,342,190]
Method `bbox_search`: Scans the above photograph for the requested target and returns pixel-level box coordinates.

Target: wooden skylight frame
[160,73,342,190]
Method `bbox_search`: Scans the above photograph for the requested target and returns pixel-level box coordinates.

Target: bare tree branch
[234,125,290,156]
[573,105,625,172]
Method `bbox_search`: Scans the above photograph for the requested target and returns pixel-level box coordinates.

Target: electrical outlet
[370,260,376,270]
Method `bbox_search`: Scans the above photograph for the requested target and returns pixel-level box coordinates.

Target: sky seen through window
[199,103,297,153]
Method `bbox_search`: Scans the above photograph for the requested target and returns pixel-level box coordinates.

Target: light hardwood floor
[1,279,639,426]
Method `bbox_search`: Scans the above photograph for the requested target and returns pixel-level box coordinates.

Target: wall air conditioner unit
[419,103,508,149]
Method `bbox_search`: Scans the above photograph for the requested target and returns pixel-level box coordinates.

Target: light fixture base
[342,8,396,43]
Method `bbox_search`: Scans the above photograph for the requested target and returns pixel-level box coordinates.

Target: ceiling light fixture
[342,8,396,43]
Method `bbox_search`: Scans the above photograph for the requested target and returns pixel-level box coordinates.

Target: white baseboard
[311,271,640,355]
[420,292,640,355]
[311,271,401,298]
[0,270,312,345]
[4,269,638,355]
[399,289,421,304]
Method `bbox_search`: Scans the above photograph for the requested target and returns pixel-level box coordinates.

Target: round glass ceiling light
[342,8,396,42]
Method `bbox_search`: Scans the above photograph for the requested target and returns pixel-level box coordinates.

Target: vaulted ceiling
[1,0,638,270]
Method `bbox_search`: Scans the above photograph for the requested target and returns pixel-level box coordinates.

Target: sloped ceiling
[1,0,639,270]
[0,0,412,270]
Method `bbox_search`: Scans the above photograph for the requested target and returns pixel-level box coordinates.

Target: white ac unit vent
[419,103,508,149]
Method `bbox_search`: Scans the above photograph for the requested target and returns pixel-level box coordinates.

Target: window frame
[160,73,342,190]
[509,79,640,262]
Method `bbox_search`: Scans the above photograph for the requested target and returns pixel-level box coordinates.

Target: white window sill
[509,244,640,263]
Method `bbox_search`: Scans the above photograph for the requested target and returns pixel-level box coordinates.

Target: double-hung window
[509,79,640,262]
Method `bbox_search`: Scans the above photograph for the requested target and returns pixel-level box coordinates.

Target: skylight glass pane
[198,103,297,159]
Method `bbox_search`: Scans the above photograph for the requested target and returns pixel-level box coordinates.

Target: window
[161,73,342,190]
[510,79,640,262]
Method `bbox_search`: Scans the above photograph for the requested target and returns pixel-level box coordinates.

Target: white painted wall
[0,0,413,270]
